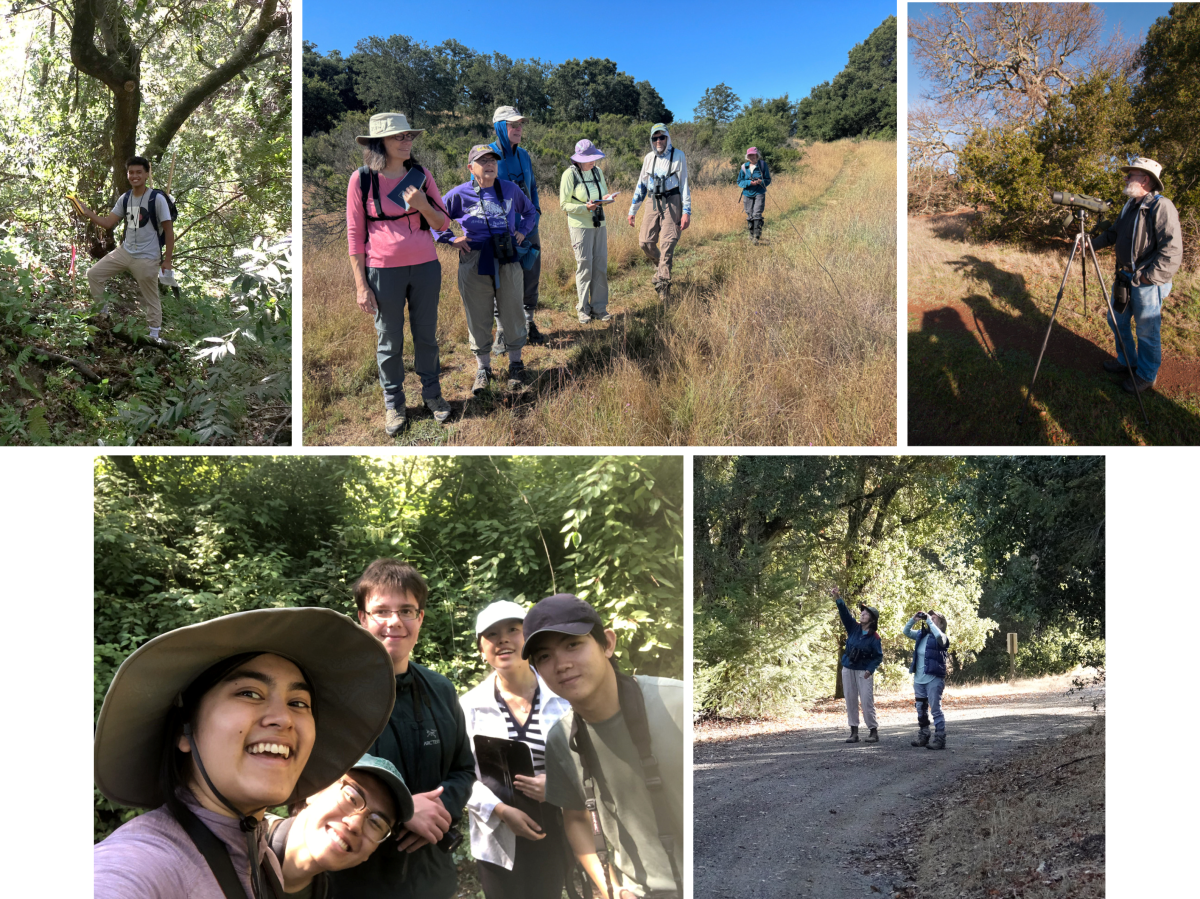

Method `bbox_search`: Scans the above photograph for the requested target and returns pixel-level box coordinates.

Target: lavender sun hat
[571,139,606,164]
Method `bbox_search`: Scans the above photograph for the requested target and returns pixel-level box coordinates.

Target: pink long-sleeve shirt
[346,167,446,268]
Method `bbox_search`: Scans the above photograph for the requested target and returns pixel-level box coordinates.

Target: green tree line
[95,455,684,839]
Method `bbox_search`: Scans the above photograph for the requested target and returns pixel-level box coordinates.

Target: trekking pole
[766,192,844,301]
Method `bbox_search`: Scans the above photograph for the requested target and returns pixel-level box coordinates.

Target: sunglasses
[652,135,668,141]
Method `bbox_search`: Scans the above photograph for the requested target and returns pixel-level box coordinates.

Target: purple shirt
[433,179,538,249]
[94,792,274,898]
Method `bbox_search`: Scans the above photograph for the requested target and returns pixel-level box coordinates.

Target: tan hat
[1120,157,1164,192]
[94,607,397,809]
[356,113,424,146]
[492,105,528,124]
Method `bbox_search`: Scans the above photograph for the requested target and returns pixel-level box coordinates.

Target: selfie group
[94,559,683,899]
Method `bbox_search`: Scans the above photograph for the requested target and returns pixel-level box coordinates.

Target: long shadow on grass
[909,255,1200,445]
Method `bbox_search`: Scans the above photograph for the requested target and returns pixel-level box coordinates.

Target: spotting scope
[1050,191,1111,214]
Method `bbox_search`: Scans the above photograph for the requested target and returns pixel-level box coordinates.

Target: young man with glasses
[273,754,413,897]
[337,559,476,899]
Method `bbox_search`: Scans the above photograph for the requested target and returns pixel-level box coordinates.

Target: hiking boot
[384,406,406,437]
[927,732,946,750]
[1102,358,1131,374]
[655,281,672,303]
[472,367,494,396]
[911,729,931,747]
[507,360,530,389]
[844,726,859,744]
[864,728,879,743]
[527,321,547,345]
[596,312,612,322]
[426,396,451,423]
[579,312,593,324]
[1123,373,1156,394]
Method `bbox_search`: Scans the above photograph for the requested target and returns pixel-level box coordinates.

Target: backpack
[118,188,177,256]
[357,163,444,243]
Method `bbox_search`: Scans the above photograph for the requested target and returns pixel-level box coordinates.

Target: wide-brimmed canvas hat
[356,113,424,146]
[348,753,414,824]
[95,607,396,809]
[1119,157,1164,192]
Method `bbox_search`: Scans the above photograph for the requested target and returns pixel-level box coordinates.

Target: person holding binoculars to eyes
[436,145,540,396]
[830,586,883,744]
[903,610,950,750]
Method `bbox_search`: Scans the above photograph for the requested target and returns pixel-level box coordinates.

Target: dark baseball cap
[521,593,604,659]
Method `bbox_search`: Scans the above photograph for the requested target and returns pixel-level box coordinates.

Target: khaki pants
[458,250,526,355]
[638,193,682,286]
[87,245,162,328]
[842,666,877,729]
[569,225,609,318]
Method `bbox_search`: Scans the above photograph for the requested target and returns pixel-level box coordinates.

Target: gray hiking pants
[569,225,609,318]
[459,250,527,356]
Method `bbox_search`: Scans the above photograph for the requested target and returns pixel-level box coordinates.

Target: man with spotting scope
[1089,157,1182,394]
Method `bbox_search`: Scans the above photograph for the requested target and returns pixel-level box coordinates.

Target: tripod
[1019,208,1149,427]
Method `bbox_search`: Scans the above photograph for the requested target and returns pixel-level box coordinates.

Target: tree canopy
[797,15,897,141]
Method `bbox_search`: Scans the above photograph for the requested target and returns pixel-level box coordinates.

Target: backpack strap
[118,189,133,242]
[569,715,617,899]
[172,803,252,899]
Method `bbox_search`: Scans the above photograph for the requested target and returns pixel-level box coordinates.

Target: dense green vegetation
[695,456,1105,717]
[95,454,684,839]
[0,3,291,444]
[796,16,897,141]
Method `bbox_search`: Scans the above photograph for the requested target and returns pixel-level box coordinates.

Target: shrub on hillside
[721,110,801,172]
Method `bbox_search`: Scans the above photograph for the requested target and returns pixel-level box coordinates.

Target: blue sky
[303,0,897,120]
[908,2,1175,104]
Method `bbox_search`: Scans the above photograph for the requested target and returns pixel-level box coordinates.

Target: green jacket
[559,165,610,231]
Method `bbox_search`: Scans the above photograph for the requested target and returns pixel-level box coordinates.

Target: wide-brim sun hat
[571,139,605,164]
[356,113,425,146]
[95,607,397,810]
[1119,156,1164,193]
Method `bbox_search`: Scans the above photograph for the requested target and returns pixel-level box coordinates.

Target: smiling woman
[93,607,396,899]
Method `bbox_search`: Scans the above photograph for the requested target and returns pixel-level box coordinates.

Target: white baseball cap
[493,106,528,124]
[475,600,529,636]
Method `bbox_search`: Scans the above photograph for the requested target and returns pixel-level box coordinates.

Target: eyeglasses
[365,608,421,624]
[336,780,393,843]
[390,132,418,142]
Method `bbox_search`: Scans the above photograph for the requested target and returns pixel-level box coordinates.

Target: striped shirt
[494,680,547,773]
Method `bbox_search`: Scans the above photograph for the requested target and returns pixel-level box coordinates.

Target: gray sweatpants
[458,249,527,357]
[842,666,877,729]
[569,225,609,318]
[742,193,765,223]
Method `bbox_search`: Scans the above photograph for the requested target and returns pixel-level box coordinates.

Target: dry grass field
[304,139,896,445]
[909,211,1200,445]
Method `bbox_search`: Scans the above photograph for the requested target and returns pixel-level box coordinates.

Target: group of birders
[830,586,951,750]
[94,557,683,899]
[352,107,788,436]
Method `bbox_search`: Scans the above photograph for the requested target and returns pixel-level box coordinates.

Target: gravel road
[693,688,1101,899]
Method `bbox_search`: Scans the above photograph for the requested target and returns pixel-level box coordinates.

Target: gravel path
[693,687,1101,899]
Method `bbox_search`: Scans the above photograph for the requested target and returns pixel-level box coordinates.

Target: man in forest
[488,106,547,348]
[337,558,476,899]
[78,156,174,342]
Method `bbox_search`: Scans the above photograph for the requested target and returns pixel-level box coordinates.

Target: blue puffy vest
[909,629,949,678]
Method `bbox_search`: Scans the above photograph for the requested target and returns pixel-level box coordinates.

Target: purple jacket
[433,179,538,250]
[94,792,275,898]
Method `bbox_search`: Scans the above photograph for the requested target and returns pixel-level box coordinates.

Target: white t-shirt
[110,190,173,260]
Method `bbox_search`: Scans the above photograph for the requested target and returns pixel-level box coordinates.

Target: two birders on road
[830,586,954,750]
[831,586,883,744]
[737,147,771,244]
[75,155,177,343]
[903,610,950,750]
[628,124,691,303]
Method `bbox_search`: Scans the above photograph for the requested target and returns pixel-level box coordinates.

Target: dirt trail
[693,683,1101,899]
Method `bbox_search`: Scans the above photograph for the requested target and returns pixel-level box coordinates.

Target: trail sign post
[1007,632,1018,682]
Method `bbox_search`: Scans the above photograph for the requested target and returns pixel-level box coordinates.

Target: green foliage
[95,455,683,839]
[797,16,896,141]
[721,109,799,171]
[547,58,644,123]
[694,83,742,126]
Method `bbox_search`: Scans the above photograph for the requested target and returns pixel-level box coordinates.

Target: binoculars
[490,231,516,264]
